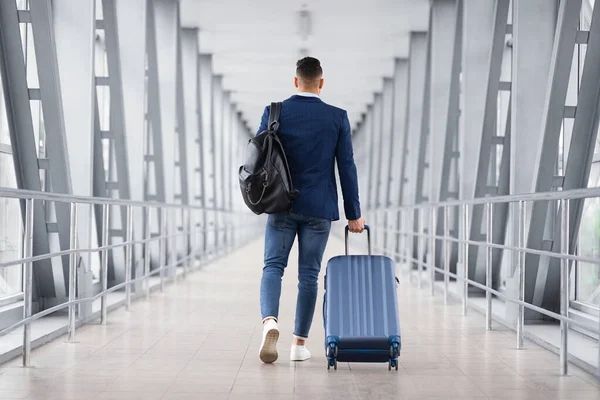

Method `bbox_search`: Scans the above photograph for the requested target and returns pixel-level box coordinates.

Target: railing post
[406,208,412,273]
[517,200,526,350]
[214,209,218,257]
[183,208,189,278]
[485,202,493,331]
[22,198,34,367]
[125,205,133,311]
[462,204,469,316]
[443,205,450,305]
[560,198,570,375]
[430,206,436,296]
[170,208,177,281]
[418,208,424,289]
[159,207,166,292]
[67,202,78,343]
[100,204,110,325]
[144,206,151,298]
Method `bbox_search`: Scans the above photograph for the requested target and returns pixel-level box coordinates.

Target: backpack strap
[268,102,282,132]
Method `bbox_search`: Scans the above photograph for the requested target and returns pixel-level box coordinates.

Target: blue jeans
[260,212,332,339]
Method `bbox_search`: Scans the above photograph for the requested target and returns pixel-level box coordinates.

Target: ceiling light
[297,6,312,40]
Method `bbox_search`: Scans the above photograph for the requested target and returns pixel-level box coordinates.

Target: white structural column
[459,0,495,203]
[459,0,497,283]
[221,90,231,246]
[182,28,200,207]
[199,54,215,253]
[378,78,394,252]
[369,93,382,210]
[115,0,148,283]
[52,0,99,314]
[428,0,460,275]
[428,1,459,201]
[389,58,409,259]
[401,32,428,267]
[30,0,75,298]
[364,104,374,211]
[153,0,178,205]
[377,78,394,210]
[507,0,557,318]
[212,76,224,252]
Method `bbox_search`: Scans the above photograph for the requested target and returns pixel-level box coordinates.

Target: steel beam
[29,0,74,297]
[115,0,148,279]
[97,0,132,284]
[377,78,394,210]
[415,14,432,209]
[52,0,98,315]
[526,0,581,315]
[378,79,394,252]
[365,104,374,211]
[0,1,56,300]
[462,0,510,286]
[175,17,189,208]
[389,58,409,260]
[400,32,427,268]
[369,93,383,211]
[212,75,223,252]
[181,28,200,256]
[145,0,166,267]
[507,0,557,318]
[429,0,461,274]
[199,54,214,253]
[541,2,600,314]
[153,0,178,205]
[182,28,200,206]
[197,54,207,255]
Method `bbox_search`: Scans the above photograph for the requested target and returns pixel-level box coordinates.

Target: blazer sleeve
[256,105,269,136]
[335,111,361,221]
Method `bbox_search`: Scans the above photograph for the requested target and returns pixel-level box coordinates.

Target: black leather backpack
[239,102,298,215]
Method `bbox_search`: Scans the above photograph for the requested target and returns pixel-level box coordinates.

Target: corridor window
[571,0,600,309]
[0,73,24,303]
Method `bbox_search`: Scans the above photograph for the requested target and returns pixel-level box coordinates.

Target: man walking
[257,57,365,363]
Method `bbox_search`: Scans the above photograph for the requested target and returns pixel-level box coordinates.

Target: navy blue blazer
[257,95,361,221]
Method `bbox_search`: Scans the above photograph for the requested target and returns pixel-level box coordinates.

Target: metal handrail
[0,186,233,211]
[373,186,600,211]
[364,194,599,377]
[0,187,261,368]
[376,246,590,329]
[369,226,600,266]
[0,253,198,337]
[0,225,231,269]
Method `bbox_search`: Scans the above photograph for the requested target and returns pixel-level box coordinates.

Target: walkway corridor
[0,237,599,400]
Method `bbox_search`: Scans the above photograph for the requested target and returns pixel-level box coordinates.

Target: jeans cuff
[293,333,308,340]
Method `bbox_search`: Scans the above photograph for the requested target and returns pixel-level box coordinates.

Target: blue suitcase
[323,226,401,370]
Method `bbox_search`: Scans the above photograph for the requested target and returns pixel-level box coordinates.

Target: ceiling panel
[181,0,429,128]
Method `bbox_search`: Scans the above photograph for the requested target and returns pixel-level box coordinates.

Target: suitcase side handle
[344,225,371,255]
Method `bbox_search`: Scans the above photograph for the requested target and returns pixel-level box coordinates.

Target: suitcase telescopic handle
[344,225,371,256]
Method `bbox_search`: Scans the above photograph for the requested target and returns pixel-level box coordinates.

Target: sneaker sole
[259,328,279,363]
[290,355,311,362]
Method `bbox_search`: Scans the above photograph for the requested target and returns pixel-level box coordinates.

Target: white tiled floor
[1,236,599,399]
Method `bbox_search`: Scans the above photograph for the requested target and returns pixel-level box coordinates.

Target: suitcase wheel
[389,345,399,371]
[327,358,337,370]
[326,344,338,371]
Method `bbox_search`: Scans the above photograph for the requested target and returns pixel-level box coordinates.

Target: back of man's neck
[298,89,319,95]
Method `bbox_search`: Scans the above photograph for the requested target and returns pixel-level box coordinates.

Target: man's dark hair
[296,57,323,85]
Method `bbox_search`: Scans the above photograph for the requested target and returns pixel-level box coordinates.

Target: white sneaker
[290,344,311,361]
[259,319,279,363]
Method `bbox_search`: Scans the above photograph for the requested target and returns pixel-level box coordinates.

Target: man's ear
[294,77,299,89]
[319,78,324,89]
